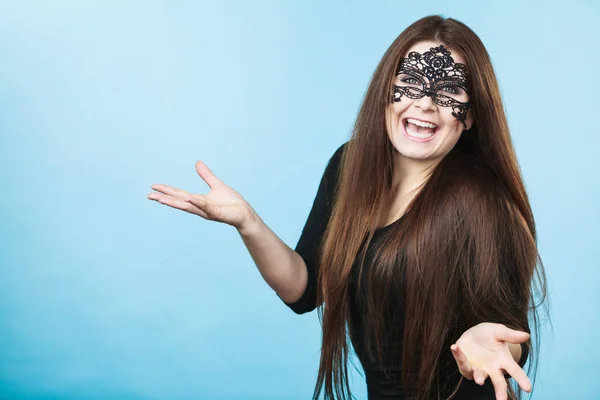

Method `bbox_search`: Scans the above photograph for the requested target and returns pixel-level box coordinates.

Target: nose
[413,93,436,111]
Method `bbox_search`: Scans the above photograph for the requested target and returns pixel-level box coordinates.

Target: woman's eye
[441,86,459,95]
[402,77,418,84]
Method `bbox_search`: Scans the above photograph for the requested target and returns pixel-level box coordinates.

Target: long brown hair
[313,15,549,400]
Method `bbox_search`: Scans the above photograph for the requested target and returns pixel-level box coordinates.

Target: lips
[402,118,438,142]
[405,117,438,130]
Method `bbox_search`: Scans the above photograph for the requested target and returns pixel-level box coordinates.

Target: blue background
[1,1,598,399]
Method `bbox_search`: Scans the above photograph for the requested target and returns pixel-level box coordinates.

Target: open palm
[148,160,255,230]
[451,322,531,400]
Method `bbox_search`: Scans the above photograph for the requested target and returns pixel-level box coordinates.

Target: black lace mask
[392,44,471,129]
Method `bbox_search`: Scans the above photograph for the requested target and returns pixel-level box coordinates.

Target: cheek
[387,101,411,128]
[391,100,410,116]
[386,102,408,130]
[440,108,463,134]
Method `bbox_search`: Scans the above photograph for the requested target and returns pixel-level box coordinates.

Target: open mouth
[402,118,439,142]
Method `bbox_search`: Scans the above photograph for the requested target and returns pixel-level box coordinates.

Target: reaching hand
[148,160,256,231]
[450,322,531,400]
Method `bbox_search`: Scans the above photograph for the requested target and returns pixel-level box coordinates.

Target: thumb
[195,161,224,189]
[497,327,530,344]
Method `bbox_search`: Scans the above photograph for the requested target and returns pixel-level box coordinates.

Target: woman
[148,15,547,400]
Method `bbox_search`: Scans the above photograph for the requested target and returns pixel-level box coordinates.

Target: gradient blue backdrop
[1,1,598,399]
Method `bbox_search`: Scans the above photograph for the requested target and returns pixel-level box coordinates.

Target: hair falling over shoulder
[311,15,549,400]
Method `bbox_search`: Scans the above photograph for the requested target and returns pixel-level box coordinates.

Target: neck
[377,153,440,227]
[377,153,439,227]
[391,153,440,195]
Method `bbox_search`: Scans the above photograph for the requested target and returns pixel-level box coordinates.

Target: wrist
[237,210,263,237]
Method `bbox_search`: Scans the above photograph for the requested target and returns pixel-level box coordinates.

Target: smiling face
[386,41,474,163]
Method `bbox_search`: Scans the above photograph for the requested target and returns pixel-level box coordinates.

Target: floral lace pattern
[392,44,471,129]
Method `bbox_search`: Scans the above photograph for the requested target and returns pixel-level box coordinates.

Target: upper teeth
[407,118,437,129]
